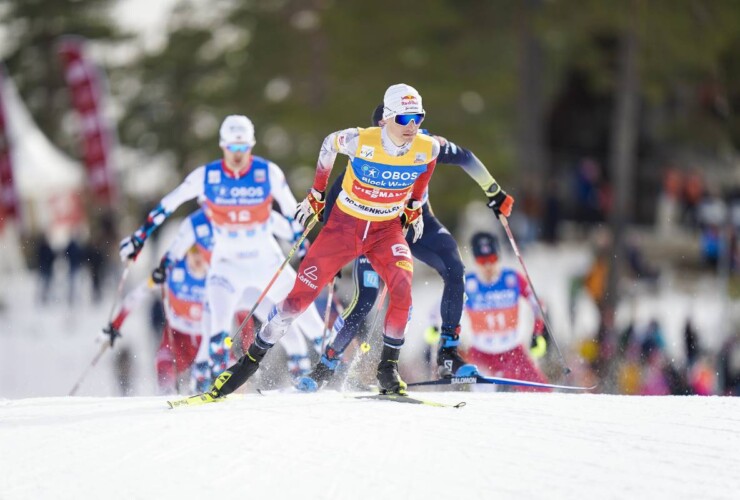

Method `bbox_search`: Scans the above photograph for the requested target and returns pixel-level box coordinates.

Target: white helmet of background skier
[219,115,256,149]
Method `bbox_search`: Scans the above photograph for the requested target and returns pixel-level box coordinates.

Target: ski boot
[295,348,341,392]
[287,354,311,379]
[205,340,270,398]
[209,331,231,378]
[376,344,407,395]
[437,326,478,378]
[191,361,212,393]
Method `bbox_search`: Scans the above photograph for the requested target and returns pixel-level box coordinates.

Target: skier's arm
[102,282,157,346]
[268,162,299,216]
[518,273,542,322]
[434,135,514,218]
[165,216,198,263]
[270,210,296,241]
[402,141,440,243]
[410,139,440,201]
[119,167,205,261]
[295,128,359,226]
[434,136,496,190]
[312,128,360,192]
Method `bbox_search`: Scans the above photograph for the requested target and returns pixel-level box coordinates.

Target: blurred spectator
[583,231,611,310]
[35,233,55,304]
[718,331,740,396]
[541,178,561,244]
[85,233,107,303]
[150,297,166,343]
[682,169,705,227]
[625,234,660,283]
[687,355,715,396]
[640,350,671,395]
[573,157,604,224]
[115,347,134,396]
[656,167,682,235]
[684,319,701,367]
[64,235,84,305]
[699,224,722,268]
[617,341,642,395]
[640,319,666,359]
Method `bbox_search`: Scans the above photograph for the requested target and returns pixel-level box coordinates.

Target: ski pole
[227,213,319,347]
[320,275,338,353]
[499,216,571,376]
[68,262,132,396]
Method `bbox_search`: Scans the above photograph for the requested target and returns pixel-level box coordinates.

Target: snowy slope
[1,392,738,500]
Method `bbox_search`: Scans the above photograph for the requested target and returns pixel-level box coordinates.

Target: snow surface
[1,392,738,500]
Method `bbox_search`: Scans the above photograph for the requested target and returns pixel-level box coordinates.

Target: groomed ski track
[1,392,738,500]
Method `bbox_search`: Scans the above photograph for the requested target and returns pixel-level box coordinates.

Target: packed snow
[1,392,738,499]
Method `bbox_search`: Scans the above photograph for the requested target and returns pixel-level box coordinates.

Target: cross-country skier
[461,231,549,391]
[294,104,515,391]
[200,83,440,400]
[106,208,319,392]
[118,116,327,390]
[103,241,211,393]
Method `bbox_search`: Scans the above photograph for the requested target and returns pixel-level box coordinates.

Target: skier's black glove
[119,232,145,262]
[151,257,171,285]
[101,324,122,348]
[485,183,514,218]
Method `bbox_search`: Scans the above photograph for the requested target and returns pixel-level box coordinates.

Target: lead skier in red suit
[200,83,440,400]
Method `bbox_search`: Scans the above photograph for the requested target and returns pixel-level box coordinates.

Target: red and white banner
[57,36,118,206]
[0,66,20,223]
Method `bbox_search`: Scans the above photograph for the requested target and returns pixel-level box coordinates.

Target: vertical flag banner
[0,66,20,223]
[57,36,118,206]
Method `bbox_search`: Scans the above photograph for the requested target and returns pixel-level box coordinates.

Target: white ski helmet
[382,83,424,120]
[219,115,256,147]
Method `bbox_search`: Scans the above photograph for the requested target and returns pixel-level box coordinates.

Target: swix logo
[391,244,411,258]
[230,186,265,198]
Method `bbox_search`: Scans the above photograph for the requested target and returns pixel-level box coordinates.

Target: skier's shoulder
[202,159,222,170]
[464,272,480,290]
[414,131,438,148]
[250,155,271,168]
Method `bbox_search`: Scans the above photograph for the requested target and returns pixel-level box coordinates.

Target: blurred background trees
[2,0,739,231]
